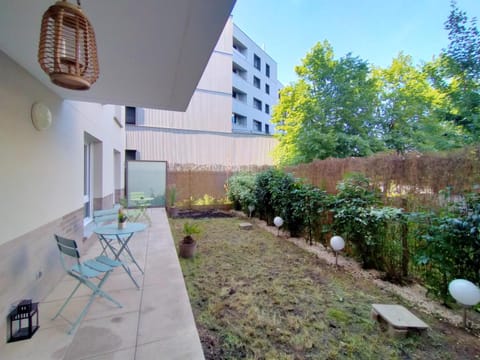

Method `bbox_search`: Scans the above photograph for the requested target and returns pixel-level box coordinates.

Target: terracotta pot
[168,206,179,218]
[179,239,197,258]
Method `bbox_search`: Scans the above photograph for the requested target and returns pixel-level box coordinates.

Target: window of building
[232,87,247,103]
[253,120,262,132]
[265,104,270,114]
[265,124,270,134]
[266,63,270,77]
[253,98,262,111]
[265,83,270,94]
[254,54,261,71]
[125,106,136,124]
[232,113,247,127]
[253,76,260,89]
[232,63,247,80]
[233,37,247,56]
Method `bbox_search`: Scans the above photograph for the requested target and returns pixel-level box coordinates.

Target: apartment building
[125,17,280,167]
[232,23,281,135]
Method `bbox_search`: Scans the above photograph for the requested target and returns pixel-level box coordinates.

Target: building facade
[125,17,280,167]
[0,0,234,335]
[232,23,281,135]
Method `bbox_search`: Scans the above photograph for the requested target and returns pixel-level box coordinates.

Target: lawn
[169,216,480,359]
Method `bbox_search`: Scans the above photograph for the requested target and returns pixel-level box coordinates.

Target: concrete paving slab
[0,208,204,360]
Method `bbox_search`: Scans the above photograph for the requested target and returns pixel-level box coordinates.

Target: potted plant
[167,186,178,218]
[179,222,201,258]
[118,208,128,229]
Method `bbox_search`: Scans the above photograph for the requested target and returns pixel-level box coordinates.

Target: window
[125,149,137,162]
[265,83,270,94]
[232,87,247,103]
[254,54,261,70]
[253,120,262,132]
[125,106,136,124]
[265,124,270,134]
[265,104,270,114]
[253,76,260,89]
[266,63,270,77]
[253,98,262,111]
[232,113,247,127]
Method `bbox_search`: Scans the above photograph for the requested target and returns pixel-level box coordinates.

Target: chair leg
[54,272,122,335]
[52,282,82,320]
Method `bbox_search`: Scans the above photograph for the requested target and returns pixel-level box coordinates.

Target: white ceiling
[0,0,236,111]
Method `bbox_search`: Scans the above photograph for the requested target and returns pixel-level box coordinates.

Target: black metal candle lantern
[7,299,39,342]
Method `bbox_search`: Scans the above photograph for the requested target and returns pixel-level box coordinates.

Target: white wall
[0,50,125,244]
[127,126,277,166]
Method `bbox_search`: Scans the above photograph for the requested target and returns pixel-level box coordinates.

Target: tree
[374,53,466,154]
[427,1,480,139]
[272,41,384,165]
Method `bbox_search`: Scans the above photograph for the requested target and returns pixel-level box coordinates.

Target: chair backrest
[93,204,121,226]
[55,234,81,270]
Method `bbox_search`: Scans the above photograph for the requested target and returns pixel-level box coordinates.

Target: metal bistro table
[93,222,147,289]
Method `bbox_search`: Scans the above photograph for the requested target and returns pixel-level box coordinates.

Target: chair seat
[53,234,123,334]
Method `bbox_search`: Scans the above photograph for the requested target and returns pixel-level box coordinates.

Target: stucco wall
[0,50,125,331]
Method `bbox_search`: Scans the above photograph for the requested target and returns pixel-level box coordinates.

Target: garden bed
[170,217,480,359]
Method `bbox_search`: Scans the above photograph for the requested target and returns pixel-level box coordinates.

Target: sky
[231,0,480,86]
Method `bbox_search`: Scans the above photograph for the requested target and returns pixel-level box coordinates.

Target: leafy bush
[332,173,383,268]
[291,183,331,245]
[416,192,480,302]
[226,172,257,213]
[254,168,284,225]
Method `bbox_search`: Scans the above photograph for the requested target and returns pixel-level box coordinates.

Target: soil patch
[175,209,234,219]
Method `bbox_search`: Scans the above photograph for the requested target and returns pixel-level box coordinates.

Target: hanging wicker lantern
[38,0,99,90]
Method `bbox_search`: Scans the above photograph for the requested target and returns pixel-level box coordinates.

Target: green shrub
[332,173,383,268]
[416,191,480,302]
[226,172,257,214]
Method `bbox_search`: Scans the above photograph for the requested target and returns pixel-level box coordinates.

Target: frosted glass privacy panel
[126,161,167,207]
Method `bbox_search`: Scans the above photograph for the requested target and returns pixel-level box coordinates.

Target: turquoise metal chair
[53,235,123,334]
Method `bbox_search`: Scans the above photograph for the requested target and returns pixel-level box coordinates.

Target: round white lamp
[449,279,480,327]
[330,235,345,266]
[273,216,283,236]
[31,102,52,131]
[248,204,255,218]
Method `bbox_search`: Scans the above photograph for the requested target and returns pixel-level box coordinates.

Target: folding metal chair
[53,235,123,334]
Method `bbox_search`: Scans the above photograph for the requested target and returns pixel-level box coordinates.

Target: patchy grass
[170,217,480,360]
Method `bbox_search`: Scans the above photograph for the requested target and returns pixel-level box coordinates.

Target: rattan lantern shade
[38,0,99,90]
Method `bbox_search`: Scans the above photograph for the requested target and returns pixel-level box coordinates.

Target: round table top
[93,222,147,235]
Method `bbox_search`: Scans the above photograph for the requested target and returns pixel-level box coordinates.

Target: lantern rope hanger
[38,0,99,90]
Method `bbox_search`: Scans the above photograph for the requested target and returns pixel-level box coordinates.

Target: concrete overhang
[0,0,236,111]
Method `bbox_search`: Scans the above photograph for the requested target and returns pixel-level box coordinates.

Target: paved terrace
[0,208,204,360]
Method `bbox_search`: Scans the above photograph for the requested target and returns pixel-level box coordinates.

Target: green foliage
[272,41,383,164]
[374,53,465,154]
[332,173,384,268]
[271,3,480,166]
[254,168,284,225]
[168,185,177,207]
[226,172,257,213]
[291,183,331,245]
[425,1,480,140]
[183,221,201,238]
[416,192,480,302]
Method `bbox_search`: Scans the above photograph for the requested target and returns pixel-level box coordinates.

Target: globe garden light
[273,216,283,236]
[248,204,255,218]
[330,235,345,266]
[448,279,480,327]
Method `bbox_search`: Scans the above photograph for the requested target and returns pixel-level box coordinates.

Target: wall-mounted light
[31,102,53,131]
[38,0,99,90]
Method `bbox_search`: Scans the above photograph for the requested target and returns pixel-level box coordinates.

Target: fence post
[401,198,409,278]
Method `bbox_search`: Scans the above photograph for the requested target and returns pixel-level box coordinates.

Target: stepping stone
[239,222,253,230]
[371,304,429,338]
